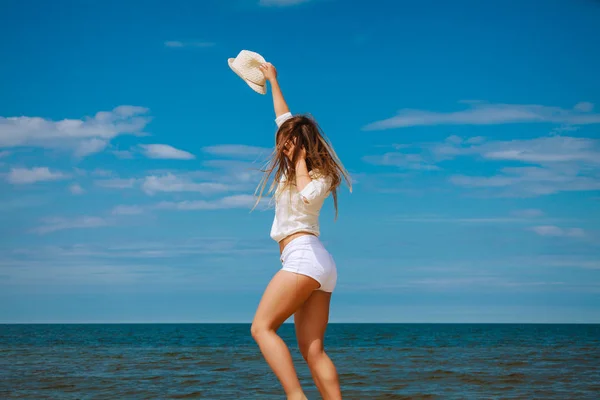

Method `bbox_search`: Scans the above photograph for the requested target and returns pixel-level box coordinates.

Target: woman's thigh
[294,290,332,356]
[252,270,321,330]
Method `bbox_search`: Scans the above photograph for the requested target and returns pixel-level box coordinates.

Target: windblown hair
[252,114,352,219]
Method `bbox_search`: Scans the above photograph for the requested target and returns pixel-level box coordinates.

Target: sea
[1,323,599,399]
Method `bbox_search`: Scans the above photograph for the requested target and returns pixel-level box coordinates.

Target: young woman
[250,62,352,400]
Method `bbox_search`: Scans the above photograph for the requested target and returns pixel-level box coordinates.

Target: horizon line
[2,321,599,325]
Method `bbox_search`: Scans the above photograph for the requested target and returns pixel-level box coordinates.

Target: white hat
[228,50,267,95]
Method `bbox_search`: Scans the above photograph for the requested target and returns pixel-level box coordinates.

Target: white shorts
[280,235,337,293]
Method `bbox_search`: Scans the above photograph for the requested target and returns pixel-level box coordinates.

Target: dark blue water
[1,324,599,399]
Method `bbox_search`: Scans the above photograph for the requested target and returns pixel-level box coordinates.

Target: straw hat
[228,50,267,95]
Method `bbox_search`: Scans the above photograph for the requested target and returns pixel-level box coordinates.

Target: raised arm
[260,63,290,121]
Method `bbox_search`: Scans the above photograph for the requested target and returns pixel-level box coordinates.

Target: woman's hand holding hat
[259,63,277,82]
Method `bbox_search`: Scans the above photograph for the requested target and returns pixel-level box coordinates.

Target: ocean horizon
[3,321,600,325]
[2,0,600,398]
[2,323,599,399]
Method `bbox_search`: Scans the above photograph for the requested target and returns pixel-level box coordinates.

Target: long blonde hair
[252,114,352,219]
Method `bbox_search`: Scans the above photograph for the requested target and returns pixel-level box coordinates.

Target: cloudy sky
[1,0,599,323]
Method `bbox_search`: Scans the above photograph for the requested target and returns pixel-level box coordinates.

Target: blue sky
[1,0,599,323]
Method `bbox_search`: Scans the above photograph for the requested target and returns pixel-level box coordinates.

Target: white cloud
[9,238,272,261]
[475,136,600,164]
[449,165,600,196]
[156,194,262,210]
[363,101,600,130]
[373,134,600,197]
[74,138,109,158]
[445,135,463,144]
[574,102,594,112]
[393,216,531,224]
[372,135,600,167]
[259,0,312,6]
[551,125,579,134]
[407,277,506,288]
[202,144,272,159]
[164,40,215,48]
[0,105,150,156]
[530,225,585,238]
[94,178,138,189]
[362,152,440,171]
[111,105,148,118]
[139,144,195,160]
[466,136,486,144]
[533,256,600,270]
[111,205,144,215]
[33,216,111,234]
[69,184,85,195]
[430,135,600,165]
[93,165,257,196]
[164,41,184,47]
[0,238,274,288]
[201,159,264,184]
[91,142,268,196]
[0,195,48,210]
[7,167,69,184]
[510,209,544,218]
[111,194,267,216]
[141,173,233,195]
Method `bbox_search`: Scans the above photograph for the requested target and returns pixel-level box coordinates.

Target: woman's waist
[278,231,321,255]
[272,216,320,244]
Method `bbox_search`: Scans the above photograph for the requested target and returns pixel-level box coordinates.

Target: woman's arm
[282,141,312,193]
[260,63,290,119]
[295,157,333,205]
[294,158,312,193]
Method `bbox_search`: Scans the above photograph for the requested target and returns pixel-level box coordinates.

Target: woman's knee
[250,322,274,341]
[299,341,324,364]
[250,323,262,340]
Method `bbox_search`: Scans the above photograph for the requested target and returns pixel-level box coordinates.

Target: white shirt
[270,112,333,242]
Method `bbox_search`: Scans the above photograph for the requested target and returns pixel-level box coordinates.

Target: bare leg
[251,270,321,400]
[294,290,342,400]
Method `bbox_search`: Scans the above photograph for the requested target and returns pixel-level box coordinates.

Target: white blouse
[270,112,333,243]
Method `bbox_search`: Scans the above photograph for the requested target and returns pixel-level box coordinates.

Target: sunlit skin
[249,62,343,400]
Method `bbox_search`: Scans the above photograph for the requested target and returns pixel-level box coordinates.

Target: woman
[250,62,352,400]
